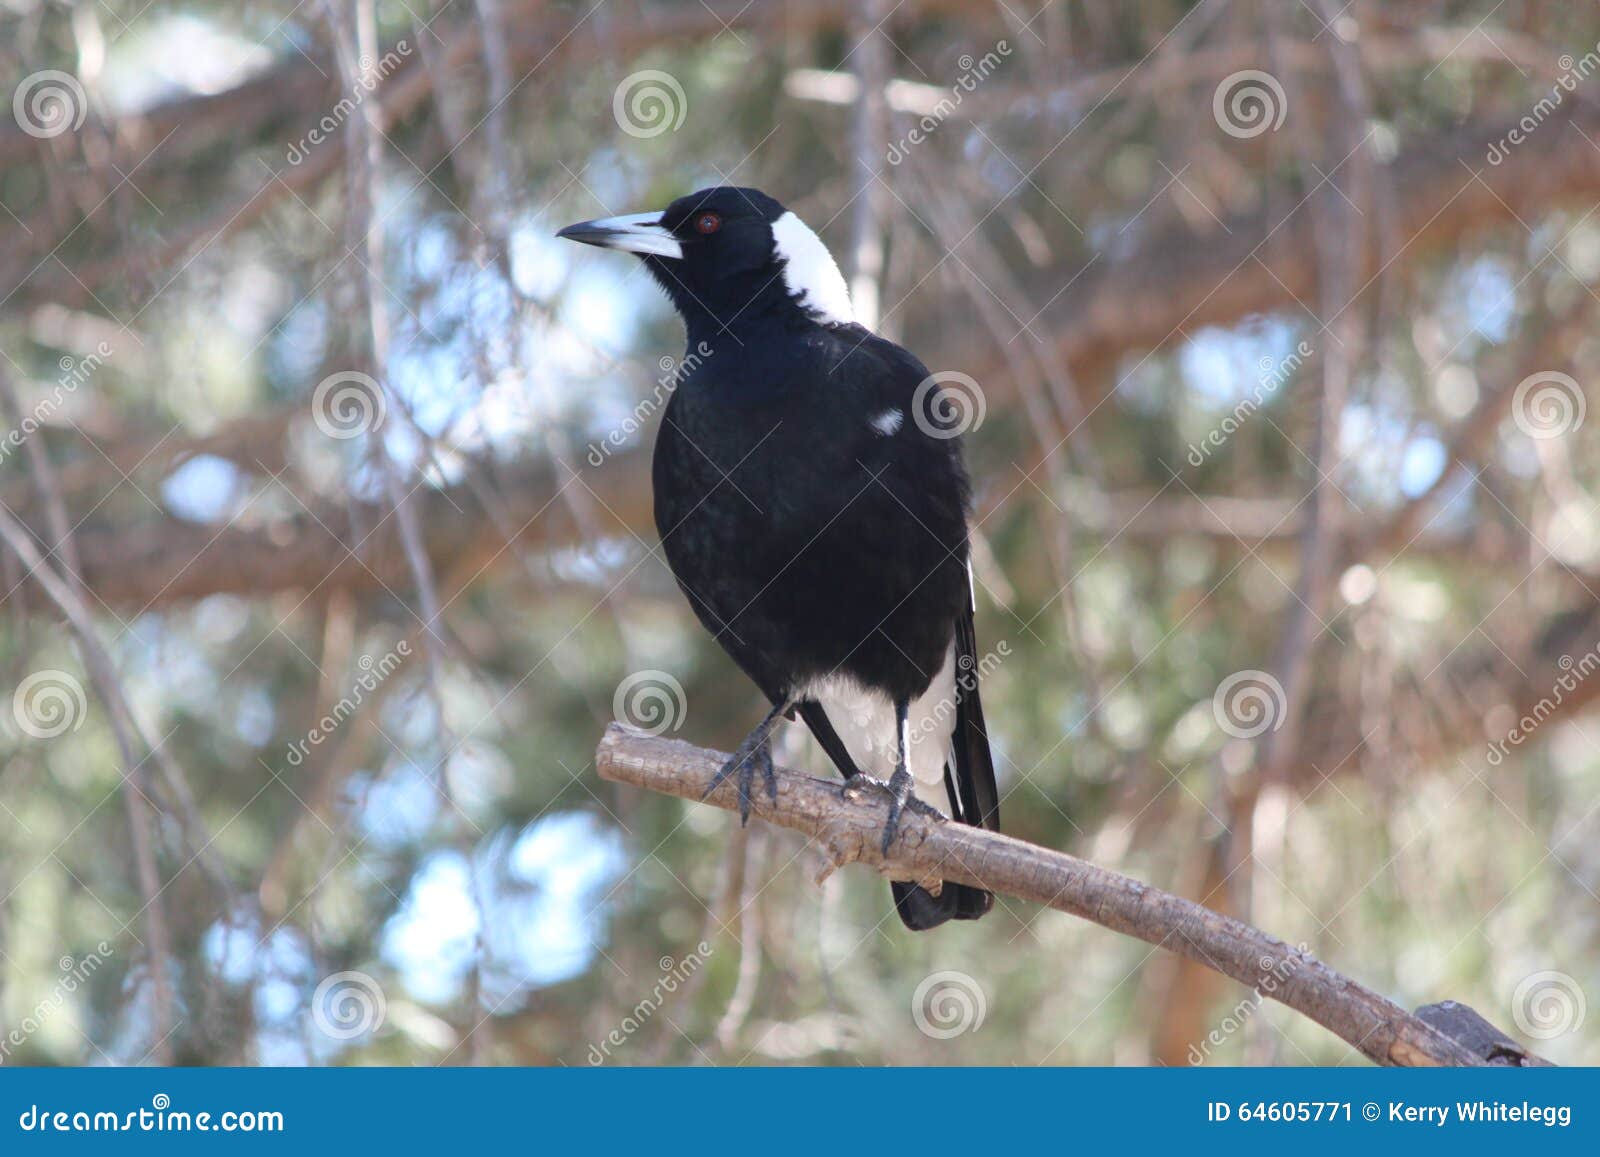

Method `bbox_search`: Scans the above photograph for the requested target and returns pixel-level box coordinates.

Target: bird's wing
[803,332,1000,929]
[949,575,1001,831]
[867,334,999,831]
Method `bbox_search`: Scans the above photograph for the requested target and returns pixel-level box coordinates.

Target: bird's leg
[705,698,790,824]
[880,697,916,855]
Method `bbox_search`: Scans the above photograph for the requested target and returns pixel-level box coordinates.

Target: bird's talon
[761,745,778,804]
[880,767,915,854]
[710,729,776,826]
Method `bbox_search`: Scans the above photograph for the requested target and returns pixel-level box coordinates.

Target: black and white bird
[559,187,999,930]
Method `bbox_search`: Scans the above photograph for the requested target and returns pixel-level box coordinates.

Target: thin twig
[0,505,176,1063]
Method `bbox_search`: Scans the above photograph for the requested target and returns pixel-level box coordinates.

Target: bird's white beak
[556,211,682,259]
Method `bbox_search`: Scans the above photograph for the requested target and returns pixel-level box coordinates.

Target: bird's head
[557,187,855,336]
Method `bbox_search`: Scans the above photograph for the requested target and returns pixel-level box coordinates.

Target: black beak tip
[556,222,612,248]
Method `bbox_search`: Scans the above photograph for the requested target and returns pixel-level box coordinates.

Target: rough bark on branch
[596,724,1548,1068]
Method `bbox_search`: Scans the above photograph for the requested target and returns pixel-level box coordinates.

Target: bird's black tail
[893,602,1003,930]
[890,879,992,929]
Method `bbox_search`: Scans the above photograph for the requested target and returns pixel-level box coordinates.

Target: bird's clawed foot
[705,728,777,825]
[880,765,919,855]
[841,773,943,845]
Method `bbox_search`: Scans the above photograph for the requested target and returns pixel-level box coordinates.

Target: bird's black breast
[651,324,971,704]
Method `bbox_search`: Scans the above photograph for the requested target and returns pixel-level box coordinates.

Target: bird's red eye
[694,212,721,235]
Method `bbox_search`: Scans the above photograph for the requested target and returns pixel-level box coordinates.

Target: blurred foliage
[0,0,1598,1067]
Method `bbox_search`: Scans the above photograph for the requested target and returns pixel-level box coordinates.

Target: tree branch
[595,724,1549,1068]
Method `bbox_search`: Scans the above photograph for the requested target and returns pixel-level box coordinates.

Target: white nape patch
[770,211,855,326]
[798,644,958,814]
[870,408,903,436]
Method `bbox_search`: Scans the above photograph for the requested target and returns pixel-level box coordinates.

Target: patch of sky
[381,812,626,1006]
[1437,256,1516,352]
[1338,403,1448,508]
[381,851,482,1005]
[355,762,442,850]
[1179,318,1305,407]
[99,15,273,113]
[161,454,243,523]
[232,684,276,748]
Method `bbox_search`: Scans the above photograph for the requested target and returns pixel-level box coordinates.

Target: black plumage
[559,187,999,930]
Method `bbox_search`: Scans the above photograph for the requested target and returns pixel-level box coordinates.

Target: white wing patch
[798,644,958,814]
[870,408,903,436]
[770,210,855,326]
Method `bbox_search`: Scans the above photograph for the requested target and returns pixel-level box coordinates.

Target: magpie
[559,187,999,930]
